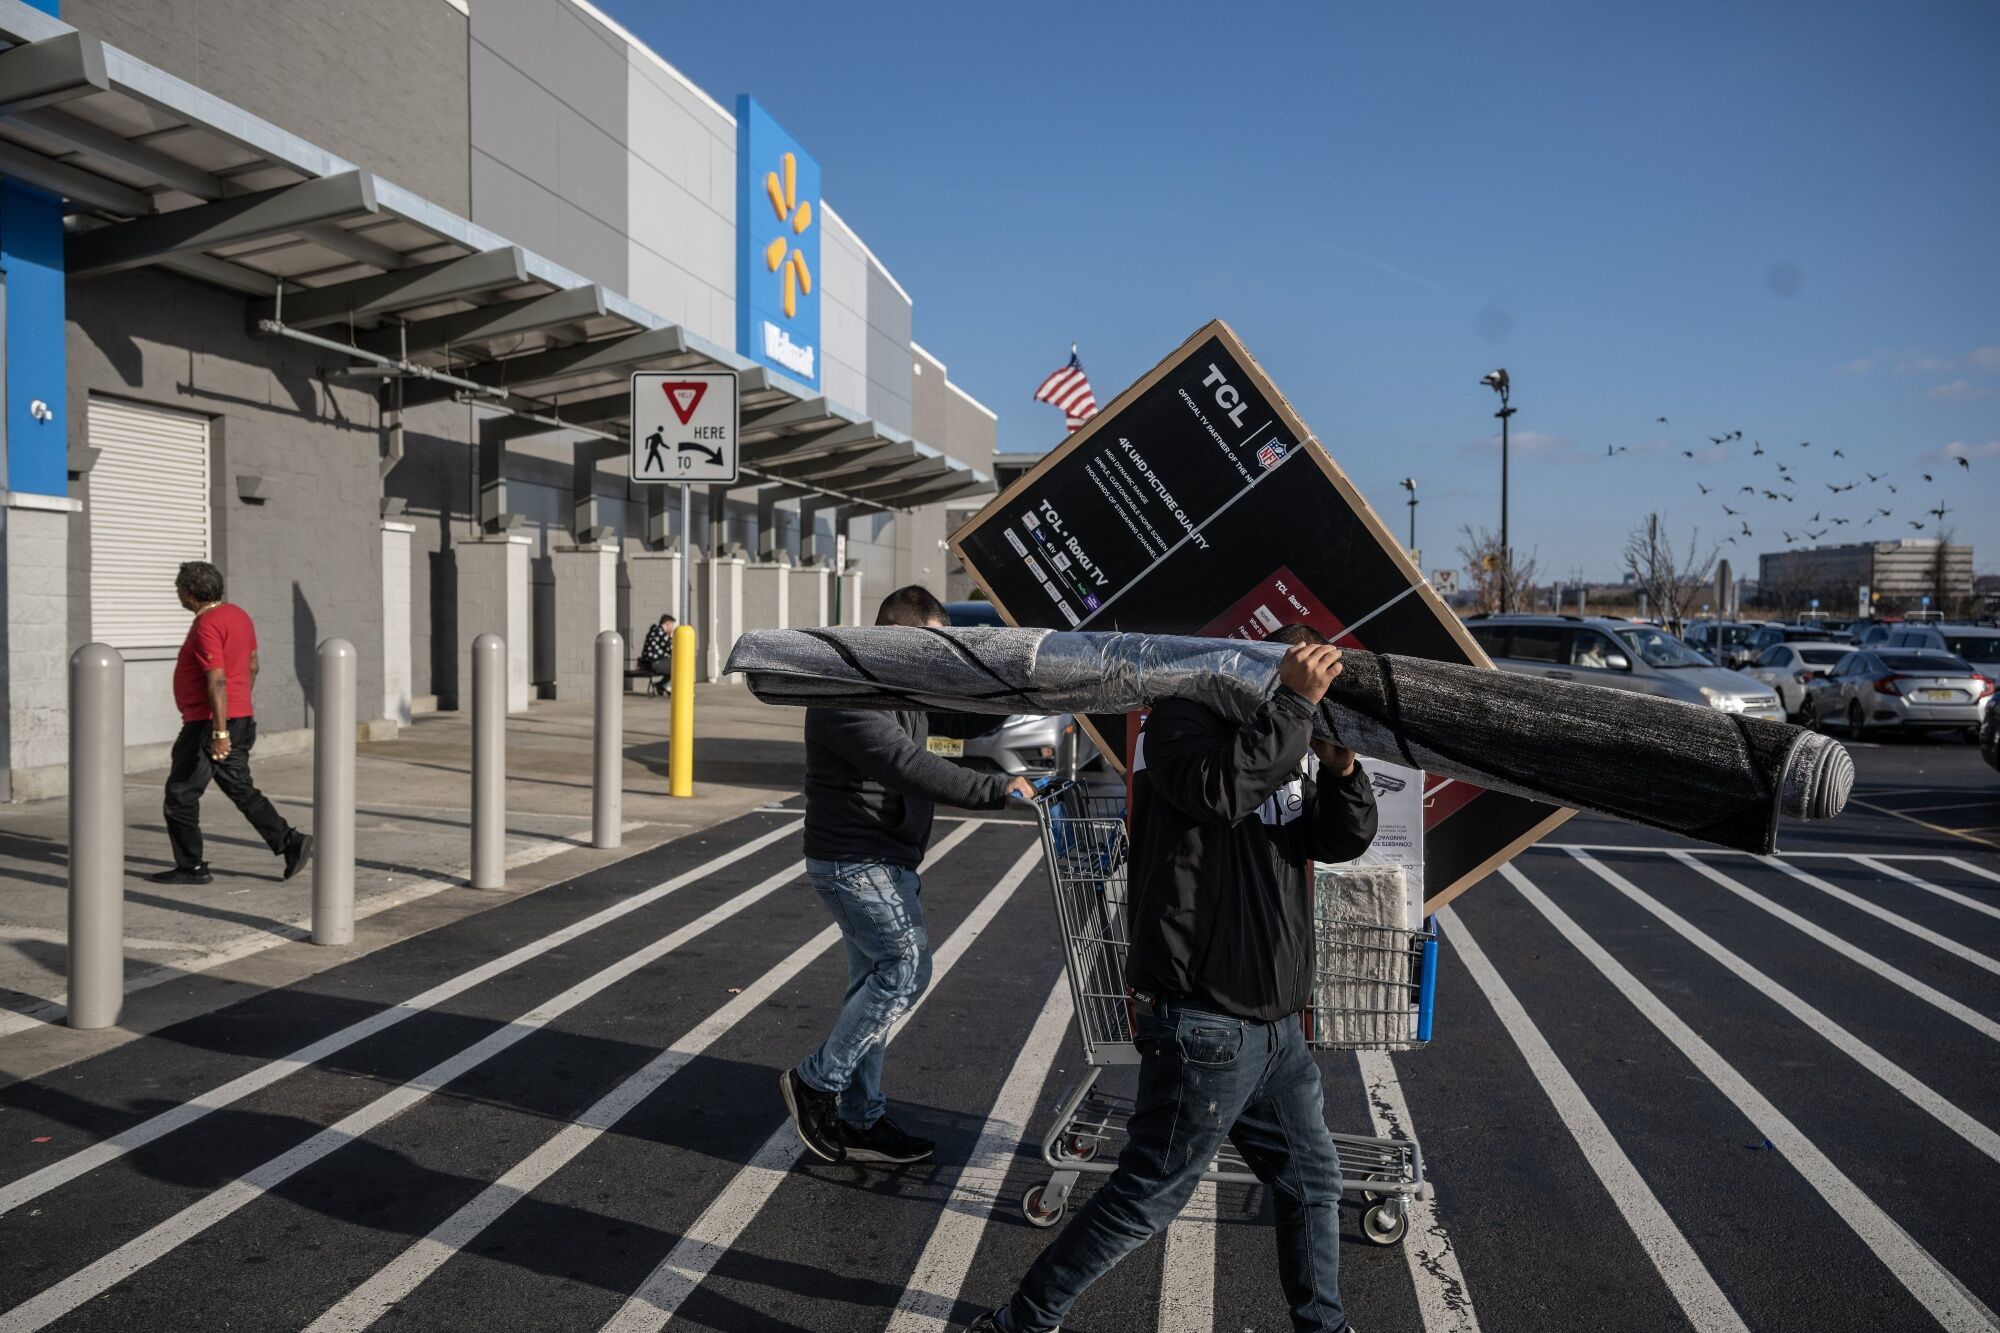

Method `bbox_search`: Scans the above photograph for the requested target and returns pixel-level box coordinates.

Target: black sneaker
[838,1114,935,1165]
[150,865,212,885]
[282,832,314,882]
[779,1067,845,1163]
[964,1311,1011,1332]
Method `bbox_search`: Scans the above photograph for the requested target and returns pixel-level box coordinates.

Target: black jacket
[1125,688,1379,1022]
[803,708,1013,868]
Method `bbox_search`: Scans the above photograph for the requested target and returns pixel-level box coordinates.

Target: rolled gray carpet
[726,626,1853,853]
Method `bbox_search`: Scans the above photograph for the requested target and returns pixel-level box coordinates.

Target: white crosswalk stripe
[1441,892,1749,1333]
[0,820,802,1219]
[1356,1050,1480,1333]
[1666,852,2000,1044]
[1851,855,2000,922]
[1760,856,2000,976]
[1155,1182,1219,1333]
[302,822,987,1333]
[599,840,1044,1332]
[886,971,1074,1333]
[1504,865,2000,1333]
[0,859,810,1333]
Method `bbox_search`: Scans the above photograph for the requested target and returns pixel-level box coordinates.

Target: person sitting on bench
[638,613,675,695]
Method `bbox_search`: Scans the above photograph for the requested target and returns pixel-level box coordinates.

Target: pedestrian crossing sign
[630,370,738,483]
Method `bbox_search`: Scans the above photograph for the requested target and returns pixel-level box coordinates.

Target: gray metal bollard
[68,643,125,1030]
[312,638,357,945]
[471,632,505,889]
[593,629,623,849]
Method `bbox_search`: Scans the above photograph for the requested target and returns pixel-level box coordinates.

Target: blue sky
[603,0,1999,582]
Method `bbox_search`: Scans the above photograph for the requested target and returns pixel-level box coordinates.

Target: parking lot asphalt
[0,732,1994,1332]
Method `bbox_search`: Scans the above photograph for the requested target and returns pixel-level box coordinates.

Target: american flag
[1033,345,1099,432]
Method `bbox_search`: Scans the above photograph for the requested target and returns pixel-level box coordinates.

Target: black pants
[164,717,294,870]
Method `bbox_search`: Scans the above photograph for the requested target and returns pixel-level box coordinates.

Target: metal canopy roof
[0,0,991,515]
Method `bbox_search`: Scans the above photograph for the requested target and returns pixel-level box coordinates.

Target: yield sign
[660,381,708,425]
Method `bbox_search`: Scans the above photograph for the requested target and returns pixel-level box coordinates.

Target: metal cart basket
[1021,779,1437,1246]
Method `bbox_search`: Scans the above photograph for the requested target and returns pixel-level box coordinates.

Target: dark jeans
[1005,1004,1348,1332]
[164,717,294,870]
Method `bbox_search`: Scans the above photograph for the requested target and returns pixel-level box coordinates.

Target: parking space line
[1155,1182,1219,1333]
[886,972,1073,1333]
[0,859,811,1333]
[0,821,803,1218]
[1540,845,1957,861]
[1503,868,2000,1333]
[1760,857,2000,976]
[303,822,988,1333]
[599,840,1045,1333]
[1847,798,1999,851]
[1438,897,1748,1333]
[1356,1050,1480,1333]
[0,818,655,1038]
[1668,854,2000,1044]
[1566,852,2000,1164]
[1943,857,2000,886]
[1852,856,2000,922]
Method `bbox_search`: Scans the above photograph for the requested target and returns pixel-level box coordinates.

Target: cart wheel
[1022,1183,1066,1229]
[1361,1199,1409,1247]
[1052,1134,1100,1164]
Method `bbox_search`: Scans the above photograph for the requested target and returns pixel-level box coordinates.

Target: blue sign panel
[736,96,821,388]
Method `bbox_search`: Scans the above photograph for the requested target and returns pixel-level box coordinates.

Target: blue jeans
[798,858,932,1127]
[1004,1004,1348,1332]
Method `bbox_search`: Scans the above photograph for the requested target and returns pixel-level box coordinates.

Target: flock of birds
[1606,418,1972,549]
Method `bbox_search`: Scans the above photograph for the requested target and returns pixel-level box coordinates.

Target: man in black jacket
[973,629,1377,1333]
[780,587,1035,1166]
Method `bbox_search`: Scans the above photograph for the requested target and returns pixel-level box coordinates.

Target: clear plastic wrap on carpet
[726,626,1853,853]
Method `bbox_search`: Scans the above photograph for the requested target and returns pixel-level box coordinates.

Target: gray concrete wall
[63,0,471,212]
[66,268,388,750]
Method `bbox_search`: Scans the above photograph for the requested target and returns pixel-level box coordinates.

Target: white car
[1740,641,1853,720]
[1802,648,1994,739]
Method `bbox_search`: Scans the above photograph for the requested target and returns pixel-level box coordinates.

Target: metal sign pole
[679,483,692,624]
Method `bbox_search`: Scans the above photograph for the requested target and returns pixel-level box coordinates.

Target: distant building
[1758,540,1973,616]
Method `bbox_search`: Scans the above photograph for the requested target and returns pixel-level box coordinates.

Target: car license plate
[926,736,964,758]
[1922,689,1957,702]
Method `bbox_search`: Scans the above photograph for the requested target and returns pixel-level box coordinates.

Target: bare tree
[1457,524,1542,614]
[1623,514,1717,631]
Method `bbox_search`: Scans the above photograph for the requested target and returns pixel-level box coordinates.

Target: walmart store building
[0,0,1000,799]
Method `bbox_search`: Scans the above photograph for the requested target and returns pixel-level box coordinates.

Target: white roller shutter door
[88,397,212,650]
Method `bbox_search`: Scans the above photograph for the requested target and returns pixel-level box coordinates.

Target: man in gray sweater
[780,586,1034,1165]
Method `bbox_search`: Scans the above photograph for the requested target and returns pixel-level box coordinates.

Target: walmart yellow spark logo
[762,152,812,319]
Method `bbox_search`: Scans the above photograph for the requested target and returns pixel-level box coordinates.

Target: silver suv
[1883,623,2000,668]
[1465,615,1784,720]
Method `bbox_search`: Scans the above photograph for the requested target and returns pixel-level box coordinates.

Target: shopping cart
[1021,778,1436,1246]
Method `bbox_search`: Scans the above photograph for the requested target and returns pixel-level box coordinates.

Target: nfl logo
[1257,440,1288,470]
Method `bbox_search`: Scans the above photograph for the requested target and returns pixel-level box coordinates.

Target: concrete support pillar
[626,543,685,650]
[380,519,415,727]
[788,564,831,628]
[742,561,790,635]
[570,439,624,545]
[644,483,673,548]
[755,484,812,561]
[552,542,618,700]
[798,495,840,563]
[840,566,865,626]
[476,414,516,533]
[2,496,79,801]
[699,551,745,682]
[455,534,532,712]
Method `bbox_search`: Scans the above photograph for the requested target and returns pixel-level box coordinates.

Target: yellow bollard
[669,622,696,797]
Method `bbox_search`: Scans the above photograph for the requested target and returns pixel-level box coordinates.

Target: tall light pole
[1399,477,1418,555]
[1480,369,1514,611]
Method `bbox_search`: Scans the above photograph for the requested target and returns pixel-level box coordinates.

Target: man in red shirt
[155,561,313,886]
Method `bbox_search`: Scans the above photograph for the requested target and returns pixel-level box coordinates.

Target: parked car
[1745,623,1854,659]
[1740,641,1853,720]
[1853,620,1899,647]
[1982,700,2000,776]
[931,600,1093,778]
[1883,623,2000,668]
[1684,619,1764,670]
[1801,648,1994,739]
[1464,615,1784,719]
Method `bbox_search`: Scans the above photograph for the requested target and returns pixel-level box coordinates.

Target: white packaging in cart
[1355,759,1425,931]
